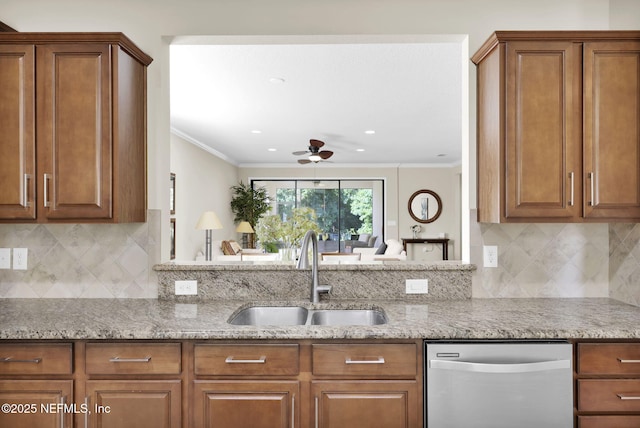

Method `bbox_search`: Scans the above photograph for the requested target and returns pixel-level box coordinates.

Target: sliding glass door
[252,179,384,252]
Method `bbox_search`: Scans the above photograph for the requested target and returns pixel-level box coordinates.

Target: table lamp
[236,221,254,248]
[196,211,223,261]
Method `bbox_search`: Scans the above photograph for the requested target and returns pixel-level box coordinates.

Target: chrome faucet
[296,230,331,303]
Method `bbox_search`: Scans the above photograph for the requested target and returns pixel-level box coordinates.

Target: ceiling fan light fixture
[308,154,322,162]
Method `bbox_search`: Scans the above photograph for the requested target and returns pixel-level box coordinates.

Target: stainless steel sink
[310,309,387,326]
[228,306,308,325]
[228,305,387,326]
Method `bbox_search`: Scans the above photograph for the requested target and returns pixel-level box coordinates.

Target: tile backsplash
[610,223,640,306]
[471,210,640,306]
[0,210,160,298]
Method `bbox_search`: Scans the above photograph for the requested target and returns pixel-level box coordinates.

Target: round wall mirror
[408,189,442,223]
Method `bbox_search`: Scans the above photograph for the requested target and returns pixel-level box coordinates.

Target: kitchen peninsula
[2,261,640,428]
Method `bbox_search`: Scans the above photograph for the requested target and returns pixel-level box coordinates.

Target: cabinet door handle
[108,356,151,363]
[618,358,640,364]
[345,356,385,364]
[588,172,595,206]
[224,356,266,364]
[43,173,52,207]
[60,396,66,428]
[617,394,640,400]
[291,394,295,428]
[23,174,31,207]
[314,396,319,428]
[84,396,89,428]
[568,172,574,206]
[1,357,42,364]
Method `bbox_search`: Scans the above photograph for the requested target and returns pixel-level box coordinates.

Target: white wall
[3,0,638,262]
[170,133,239,260]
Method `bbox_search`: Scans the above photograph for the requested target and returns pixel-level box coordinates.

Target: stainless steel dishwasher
[425,340,573,428]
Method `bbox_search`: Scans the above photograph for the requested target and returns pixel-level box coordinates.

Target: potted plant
[255,207,322,260]
[229,181,271,248]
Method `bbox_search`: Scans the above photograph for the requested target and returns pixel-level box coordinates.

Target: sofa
[353,238,407,261]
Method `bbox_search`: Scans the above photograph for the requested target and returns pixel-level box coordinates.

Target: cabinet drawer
[312,344,416,377]
[578,343,640,375]
[0,343,72,375]
[579,415,640,428]
[578,379,640,412]
[85,343,181,375]
[194,344,299,376]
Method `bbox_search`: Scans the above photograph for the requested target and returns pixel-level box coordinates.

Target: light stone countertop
[1,298,639,340]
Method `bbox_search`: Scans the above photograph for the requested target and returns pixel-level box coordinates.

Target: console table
[402,238,449,260]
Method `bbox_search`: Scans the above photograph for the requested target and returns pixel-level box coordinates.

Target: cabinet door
[584,41,640,219]
[86,380,181,428]
[0,380,73,428]
[192,380,298,428]
[0,44,36,220]
[504,41,582,220]
[312,381,419,428]
[36,43,113,220]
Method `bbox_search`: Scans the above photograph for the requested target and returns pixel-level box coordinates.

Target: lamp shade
[195,211,223,230]
[235,221,254,233]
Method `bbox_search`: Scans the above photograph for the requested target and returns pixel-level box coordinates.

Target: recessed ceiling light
[356,149,365,152]
[269,77,285,84]
[251,130,262,134]
[364,130,375,135]
[268,148,277,152]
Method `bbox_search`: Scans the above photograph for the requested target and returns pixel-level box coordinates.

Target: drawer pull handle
[1,357,42,364]
[345,357,385,365]
[225,356,267,364]
[109,356,152,363]
[617,394,640,400]
[618,358,640,364]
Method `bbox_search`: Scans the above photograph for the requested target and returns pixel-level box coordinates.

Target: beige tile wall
[470,211,610,298]
[609,223,640,306]
[0,210,160,298]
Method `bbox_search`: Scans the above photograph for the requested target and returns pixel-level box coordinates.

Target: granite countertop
[1,298,639,340]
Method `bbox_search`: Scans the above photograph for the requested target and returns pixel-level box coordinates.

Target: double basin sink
[229,305,387,326]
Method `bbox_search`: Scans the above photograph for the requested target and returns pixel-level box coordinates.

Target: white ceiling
[170,35,464,167]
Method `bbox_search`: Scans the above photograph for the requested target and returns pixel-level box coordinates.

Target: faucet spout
[296,230,329,303]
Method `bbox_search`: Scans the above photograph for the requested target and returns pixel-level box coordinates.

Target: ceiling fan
[293,139,334,164]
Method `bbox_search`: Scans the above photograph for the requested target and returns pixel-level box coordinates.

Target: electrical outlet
[0,248,10,269]
[13,248,28,270]
[483,245,498,268]
[406,279,428,294]
[175,280,197,295]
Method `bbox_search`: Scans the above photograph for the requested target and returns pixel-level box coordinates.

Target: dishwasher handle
[429,358,570,374]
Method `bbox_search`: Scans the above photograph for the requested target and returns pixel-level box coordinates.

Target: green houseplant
[255,207,322,257]
[229,181,271,248]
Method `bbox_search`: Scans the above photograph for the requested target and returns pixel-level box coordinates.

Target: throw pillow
[229,240,243,254]
[358,233,371,243]
[375,243,387,254]
[368,235,378,247]
[384,239,404,255]
[221,240,236,255]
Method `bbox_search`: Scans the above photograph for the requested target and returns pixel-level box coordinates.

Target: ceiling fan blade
[309,139,325,148]
[292,151,309,155]
[298,159,312,164]
[319,150,333,159]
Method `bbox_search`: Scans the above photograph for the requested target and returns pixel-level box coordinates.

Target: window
[252,179,384,251]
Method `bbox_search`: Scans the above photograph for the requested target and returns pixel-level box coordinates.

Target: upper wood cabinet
[472,31,640,223]
[0,33,152,223]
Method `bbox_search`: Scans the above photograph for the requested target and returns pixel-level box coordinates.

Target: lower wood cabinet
[0,380,73,428]
[312,381,418,428]
[0,340,422,428]
[575,342,640,427]
[192,381,299,428]
[85,380,181,428]
[0,343,74,428]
